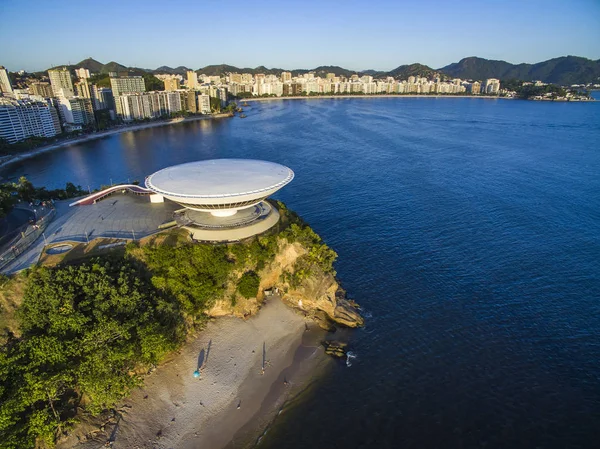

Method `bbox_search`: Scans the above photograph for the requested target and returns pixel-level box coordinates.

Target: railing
[173,203,272,230]
[0,207,56,271]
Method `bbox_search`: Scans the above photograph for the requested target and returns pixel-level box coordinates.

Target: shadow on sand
[197,340,212,371]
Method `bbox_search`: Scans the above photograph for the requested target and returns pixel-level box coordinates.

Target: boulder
[323,340,348,358]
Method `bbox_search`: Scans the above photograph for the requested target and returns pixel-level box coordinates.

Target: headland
[0,182,363,448]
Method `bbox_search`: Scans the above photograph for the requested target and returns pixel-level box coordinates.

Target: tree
[209,96,221,112]
[0,184,17,218]
[141,73,164,91]
[0,260,184,447]
[237,271,260,298]
[17,177,35,202]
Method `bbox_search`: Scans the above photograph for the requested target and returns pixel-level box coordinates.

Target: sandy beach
[58,298,330,449]
[0,113,231,170]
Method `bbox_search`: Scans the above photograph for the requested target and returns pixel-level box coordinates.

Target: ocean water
[3,97,600,448]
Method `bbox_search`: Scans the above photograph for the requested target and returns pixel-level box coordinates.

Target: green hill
[440,56,600,85]
[74,57,104,73]
[387,63,442,80]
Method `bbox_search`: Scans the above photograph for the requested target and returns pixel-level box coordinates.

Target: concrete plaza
[2,193,179,274]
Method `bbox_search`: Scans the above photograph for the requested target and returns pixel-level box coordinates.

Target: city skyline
[1,0,599,73]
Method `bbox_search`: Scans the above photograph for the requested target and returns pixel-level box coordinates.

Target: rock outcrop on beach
[207,239,364,329]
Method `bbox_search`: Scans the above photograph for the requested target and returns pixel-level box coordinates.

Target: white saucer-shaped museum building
[145,159,294,242]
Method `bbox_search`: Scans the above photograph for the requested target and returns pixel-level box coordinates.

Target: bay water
[2,97,599,448]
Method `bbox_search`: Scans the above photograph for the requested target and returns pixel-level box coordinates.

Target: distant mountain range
[49,56,600,85]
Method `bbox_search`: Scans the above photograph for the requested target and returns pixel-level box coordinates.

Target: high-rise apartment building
[75,68,91,79]
[109,75,145,97]
[0,67,14,96]
[181,90,197,113]
[163,78,180,91]
[281,71,292,82]
[228,73,242,83]
[0,98,60,143]
[48,67,74,98]
[115,91,184,121]
[483,78,500,94]
[44,98,62,134]
[198,94,211,114]
[29,82,54,97]
[92,86,115,111]
[75,79,92,100]
[57,97,95,127]
[187,70,198,90]
[469,81,481,94]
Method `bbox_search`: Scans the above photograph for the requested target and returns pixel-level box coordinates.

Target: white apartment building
[75,68,91,79]
[48,68,74,98]
[198,93,211,114]
[110,76,145,97]
[116,91,184,121]
[483,78,501,94]
[0,67,14,96]
[0,98,60,143]
[187,70,199,90]
[57,97,95,127]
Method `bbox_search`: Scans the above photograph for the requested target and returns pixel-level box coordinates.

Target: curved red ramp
[69,184,153,206]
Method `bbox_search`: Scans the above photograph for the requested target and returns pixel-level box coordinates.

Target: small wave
[346,351,357,367]
[255,428,269,446]
[363,310,373,319]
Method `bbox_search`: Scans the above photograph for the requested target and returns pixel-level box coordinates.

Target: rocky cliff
[206,239,364,329]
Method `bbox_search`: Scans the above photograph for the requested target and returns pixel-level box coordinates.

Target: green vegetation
[94,110,113,130]
[0,176,88,218]
[88,72,163,91]
[0,200,336,447]
[222,102,237,114]
[209,96,221,112]
[88,73,111,88]
[500,79,589,100]
[441,55,600,86]
[237,271,260,298]
[0,260,183,448]
[0,177,87,219]
[141,73,164,91]
[0,184,17,218]
[0,136,63,156]
[138,243,231,318]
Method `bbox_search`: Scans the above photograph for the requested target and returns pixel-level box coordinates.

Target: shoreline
[244,94,514,102]
[0,113,231,170]
[56,298,331,449]
[244,94,596,103]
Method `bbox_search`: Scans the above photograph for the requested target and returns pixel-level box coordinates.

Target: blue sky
[1,0,599,72]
